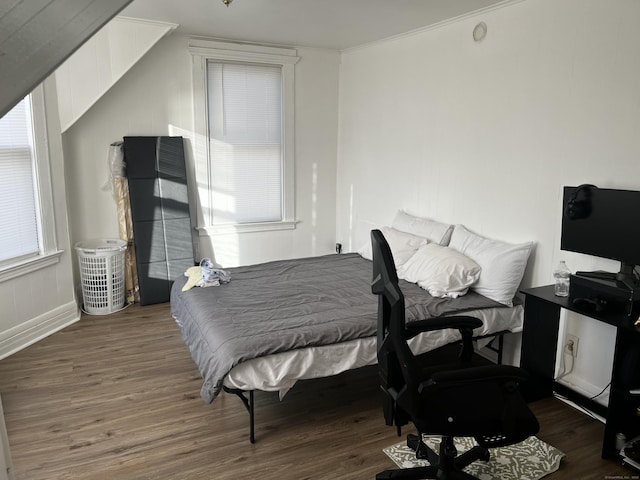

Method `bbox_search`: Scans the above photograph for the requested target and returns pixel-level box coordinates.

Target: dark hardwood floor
[0,303,632,479]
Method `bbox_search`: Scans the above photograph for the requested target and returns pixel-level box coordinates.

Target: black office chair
[370,229,539,480]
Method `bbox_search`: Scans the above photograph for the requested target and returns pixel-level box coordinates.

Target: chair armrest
[405,315,483,338]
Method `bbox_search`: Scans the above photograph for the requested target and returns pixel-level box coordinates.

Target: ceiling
[121,0,508,51]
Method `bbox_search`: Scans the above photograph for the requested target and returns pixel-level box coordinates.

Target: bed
[171,239,528,441]
[172,213,533,442]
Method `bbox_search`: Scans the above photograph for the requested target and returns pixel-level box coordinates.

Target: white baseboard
[0,301,80,360]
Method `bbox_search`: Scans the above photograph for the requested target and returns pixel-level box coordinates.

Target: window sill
[0,250,64,283]
[197,221,298,236]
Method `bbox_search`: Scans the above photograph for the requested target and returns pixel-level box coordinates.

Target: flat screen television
[561,185,640,289]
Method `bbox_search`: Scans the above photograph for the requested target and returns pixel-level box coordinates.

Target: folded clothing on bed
[182,258,231,291]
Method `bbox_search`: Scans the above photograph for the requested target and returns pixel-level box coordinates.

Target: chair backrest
[371,228,402,342]
[371,229,423,420]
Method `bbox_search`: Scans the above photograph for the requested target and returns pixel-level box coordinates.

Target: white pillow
[358,226,427,267]
[392,210,454,246]
[398,243,481,298]
[448,225,533,306]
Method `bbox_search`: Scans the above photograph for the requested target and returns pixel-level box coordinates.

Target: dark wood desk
[520,285,640,459]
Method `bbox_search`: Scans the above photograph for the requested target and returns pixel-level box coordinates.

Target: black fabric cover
[123,136,194,305]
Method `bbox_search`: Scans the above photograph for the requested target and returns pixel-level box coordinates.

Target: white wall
[336,0,640,393]
[0,76,77,359]
[63,33,340,272]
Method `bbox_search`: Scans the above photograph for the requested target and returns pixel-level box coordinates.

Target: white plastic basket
[75,239,127,315]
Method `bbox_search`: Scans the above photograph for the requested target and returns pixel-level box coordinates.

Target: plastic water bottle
[553,261,571,297]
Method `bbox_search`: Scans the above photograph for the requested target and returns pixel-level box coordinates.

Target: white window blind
[0,97,40,263]
[207,61,283,224]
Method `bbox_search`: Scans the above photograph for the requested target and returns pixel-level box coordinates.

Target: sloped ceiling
[0,0,132,118]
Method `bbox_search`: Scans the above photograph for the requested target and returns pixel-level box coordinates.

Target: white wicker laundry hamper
[75,239,127,315]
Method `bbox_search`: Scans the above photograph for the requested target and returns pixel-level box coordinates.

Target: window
[208,62,283,224]
[0,86,60,281]
[0,96,39,262]
[189,38,299,235]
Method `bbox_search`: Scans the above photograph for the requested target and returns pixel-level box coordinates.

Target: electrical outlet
[564,334,579,357]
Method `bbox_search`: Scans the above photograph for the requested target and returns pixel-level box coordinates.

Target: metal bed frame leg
[473,331,506,365]
[249,390,254,443]
[223,387,255,443]
[484,333,504,364]
[497,334,504,364]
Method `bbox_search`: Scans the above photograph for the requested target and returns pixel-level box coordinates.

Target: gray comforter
[170,253,504,403]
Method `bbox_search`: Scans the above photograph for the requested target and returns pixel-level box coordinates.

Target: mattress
[171,253,518,403]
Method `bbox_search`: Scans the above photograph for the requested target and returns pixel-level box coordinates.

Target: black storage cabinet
[123,136,194,305]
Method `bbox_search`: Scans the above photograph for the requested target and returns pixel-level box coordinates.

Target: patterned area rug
[383,436,565,480]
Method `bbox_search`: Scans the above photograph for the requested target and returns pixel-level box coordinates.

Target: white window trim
[0,251,63,283]
[189,37,299,235]
[0,85,62,282]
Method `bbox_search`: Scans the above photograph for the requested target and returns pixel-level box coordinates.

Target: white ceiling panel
[121,0,510,51]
